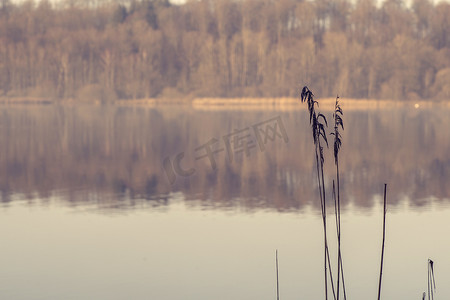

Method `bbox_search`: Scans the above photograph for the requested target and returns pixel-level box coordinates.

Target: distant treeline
[0,0,449,101]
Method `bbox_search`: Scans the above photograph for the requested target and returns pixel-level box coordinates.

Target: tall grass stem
[276,250,280,300]
[377,184,387,300]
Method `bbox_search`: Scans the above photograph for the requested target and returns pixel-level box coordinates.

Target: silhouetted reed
[377,184,388,300]
[331,96,346,300]
[276,249,280,300]
[301,86,336,300]
[427,259,436,300]
[300,87,394,300]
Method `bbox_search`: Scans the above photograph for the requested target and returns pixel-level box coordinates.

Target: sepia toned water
[0,104,449,299]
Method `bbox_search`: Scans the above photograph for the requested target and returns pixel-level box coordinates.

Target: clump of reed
[300,86,389,300]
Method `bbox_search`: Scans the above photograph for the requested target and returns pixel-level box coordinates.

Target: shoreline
[0,97,449,110]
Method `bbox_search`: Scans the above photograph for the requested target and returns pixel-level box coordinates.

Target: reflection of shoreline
[1,97,449,111]
[0,97,54,105]
[0,105,448,210]
[2,187,449,214]
[191,98,448,111]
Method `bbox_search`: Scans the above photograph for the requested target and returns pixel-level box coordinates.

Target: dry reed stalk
[377,184,388,300]
[301,86,336,300]
[276,250,280,300]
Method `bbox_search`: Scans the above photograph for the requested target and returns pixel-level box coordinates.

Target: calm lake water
[0,103,449,299]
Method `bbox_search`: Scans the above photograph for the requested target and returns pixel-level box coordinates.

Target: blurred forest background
[0,0,449,101]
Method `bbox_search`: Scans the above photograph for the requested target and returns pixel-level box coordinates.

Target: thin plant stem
[317,137,337,300]
[427,259,435,300]
[335,160,347,300]
[428,261,430,300]
[333,181,340,300]
[332,95,346,300]
[377,184,387,300]
[315,146,328,300]
[325,242,337,300]
[340,256,347,300]
[336,162,341,300]
[276,249,280,300]
[319,140,336,300]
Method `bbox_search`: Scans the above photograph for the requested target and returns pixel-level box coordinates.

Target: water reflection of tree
[0,106,448,211]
